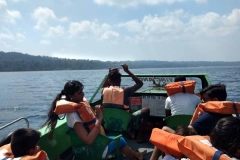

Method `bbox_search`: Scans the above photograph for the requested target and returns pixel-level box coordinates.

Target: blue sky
[0,0,240,61]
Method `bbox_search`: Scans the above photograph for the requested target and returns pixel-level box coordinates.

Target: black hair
[11,128,41,157]
[108,71,121,83]
[210,117,240,158]
[42,80,84,139]
[200,83,227,101]
[175,126,197,136]
[174,76,186,82]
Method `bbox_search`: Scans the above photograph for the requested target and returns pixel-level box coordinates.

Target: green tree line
[0,51,240,72]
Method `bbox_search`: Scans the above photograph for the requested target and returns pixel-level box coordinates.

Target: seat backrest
[103,108,132,134]
[38,118,71,160]
[66,130,121,160]
[164,115,192,130]
[0,132,13,147]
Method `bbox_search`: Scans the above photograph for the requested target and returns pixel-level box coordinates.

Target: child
[0,128,48,160]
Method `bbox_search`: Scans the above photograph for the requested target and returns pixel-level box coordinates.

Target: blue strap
[181,81,186,93]
[83,118,97,128]
[233,102,239,118]
[213,150,223,160]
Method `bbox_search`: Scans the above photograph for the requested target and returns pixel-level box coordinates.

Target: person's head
[43,80,84,139]
[175,126,197,136]
[174,76,186,82]
[11,128,41,157]
[108,68,121,85]
[210,117,240,158]
[200,83,227,102]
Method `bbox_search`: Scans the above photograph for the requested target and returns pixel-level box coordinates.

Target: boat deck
[122,133,163,160]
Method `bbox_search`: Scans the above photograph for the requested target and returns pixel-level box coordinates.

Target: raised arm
[121,64,143,92]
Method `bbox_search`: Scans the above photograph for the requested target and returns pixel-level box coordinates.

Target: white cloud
[0,0,21,23]
[44,25,65,37]
[0,29,14,47]
[32,7,57,30]
[195,0,207,4]
[59,16,68,22]
[0,33,14,41]
[118,9,240,42]
[40,40,52,45]
[101,30,119,39]
[32,7,67,37]
[16,33,26,42]
[94,0,186,7]
[69,20,119,40]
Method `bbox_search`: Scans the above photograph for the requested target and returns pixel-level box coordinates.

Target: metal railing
[0,117,29,131]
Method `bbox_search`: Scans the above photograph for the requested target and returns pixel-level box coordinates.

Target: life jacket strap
[233,102,239,118]
[83,118,97,128]
[212,150,223,160]
[181,81,186,93]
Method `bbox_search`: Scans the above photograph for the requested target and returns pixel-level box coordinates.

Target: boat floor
[62,133,162,160]
[122,134,162,160]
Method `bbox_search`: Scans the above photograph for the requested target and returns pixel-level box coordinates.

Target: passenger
[101,64,150,143]
[209,116,240,159]
[153,117,240,160]
[0,128,48,160]
[164,76,201,117]
[150,83,229,160]
[150,126,197,160]
[188,83,230,135]
[43,80,147,160]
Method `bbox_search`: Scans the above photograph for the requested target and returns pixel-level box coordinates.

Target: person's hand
[121,64,129,72]
[95,105,103,120]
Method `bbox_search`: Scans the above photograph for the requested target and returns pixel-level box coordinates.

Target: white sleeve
[165,97,171,110]
[163,155,179,160]
[66,112,83,128]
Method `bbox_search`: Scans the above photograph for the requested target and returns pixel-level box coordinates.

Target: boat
[0,73,211,160]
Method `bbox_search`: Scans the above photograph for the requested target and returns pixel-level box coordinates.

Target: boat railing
[0,117,29,131]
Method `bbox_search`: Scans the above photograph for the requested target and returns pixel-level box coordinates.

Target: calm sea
[0,66,239,138]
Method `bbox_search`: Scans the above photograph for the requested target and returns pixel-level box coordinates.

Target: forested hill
[0,51,240,72]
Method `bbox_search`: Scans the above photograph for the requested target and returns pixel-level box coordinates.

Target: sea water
[0,66,239,138]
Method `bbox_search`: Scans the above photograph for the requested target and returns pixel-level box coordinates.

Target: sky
[0,0,240,61]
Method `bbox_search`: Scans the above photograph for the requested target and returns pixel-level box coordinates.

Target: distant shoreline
[1,51,240,72]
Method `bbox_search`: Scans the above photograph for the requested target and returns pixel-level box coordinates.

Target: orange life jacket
[0,144,48,160]
[54,99,100,132]
[164,80,196,96]
[149,128,183,159]
[190,101,240,124]
[102,86,130,111]
[178,136,232,160]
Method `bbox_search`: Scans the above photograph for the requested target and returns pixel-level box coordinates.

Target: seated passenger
[101,64,150,143]
[152,117,240,160]
[43,80,146,160]
[162,126,197,160]
[0,128,48,160]
[208,116,240,159]
[150,83,229,160]
[164,76,201,117]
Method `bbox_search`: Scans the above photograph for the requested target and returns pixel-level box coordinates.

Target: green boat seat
[164,115,193,130]
[38,118,71,160]
[66,129,121,160]
[103,108,132,135]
